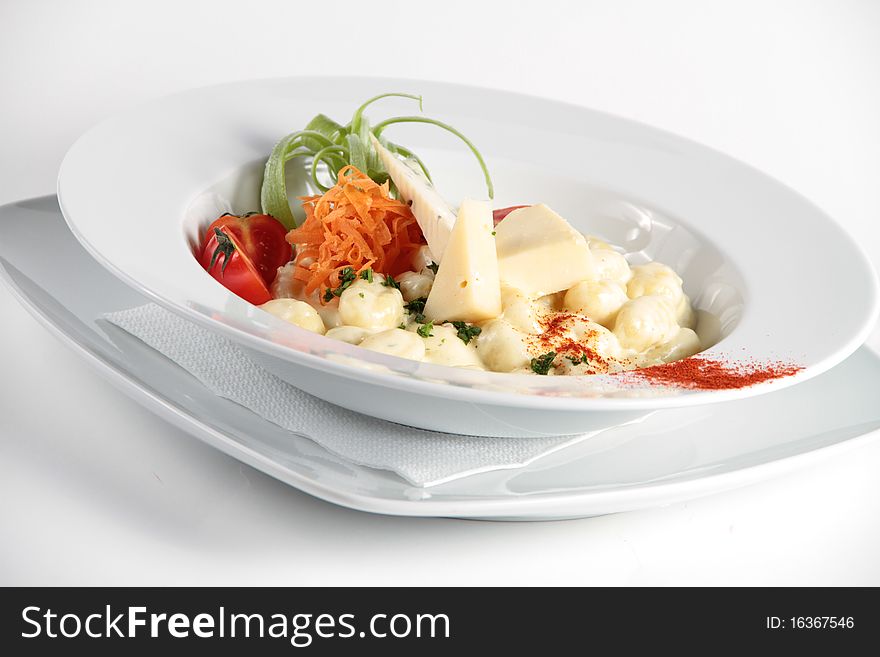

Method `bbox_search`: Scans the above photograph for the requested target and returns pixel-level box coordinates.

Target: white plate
[57,77,879,436]
[3,197,880,519]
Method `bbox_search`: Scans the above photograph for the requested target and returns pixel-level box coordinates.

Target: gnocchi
[613,296,679,352]
[338,278,405,331]
[270,262,301,299]
[627,262,684,304]
[325,325,373,345]
[360,329,426,360]
[397,270,435,302]
[587,246,631,285]
[475,319,532,372]
[563,279,629,328]
[421,324,485,369]
[643,327,702,364]
[500,287,546,334]
[259,298,326,334]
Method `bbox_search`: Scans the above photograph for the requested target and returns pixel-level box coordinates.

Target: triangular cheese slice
[424,199,502,323]
[370,133,456,261]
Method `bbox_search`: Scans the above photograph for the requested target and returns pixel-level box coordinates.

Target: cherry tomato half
[199,226,272,305]
[204,212,291,286]
[492,205,529,225]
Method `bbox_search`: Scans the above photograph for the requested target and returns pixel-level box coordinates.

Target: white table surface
[2,0,879,586]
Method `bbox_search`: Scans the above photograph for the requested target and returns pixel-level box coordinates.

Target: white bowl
[57,77,879,437]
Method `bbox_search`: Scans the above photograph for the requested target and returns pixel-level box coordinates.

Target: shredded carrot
[286,166,425,301]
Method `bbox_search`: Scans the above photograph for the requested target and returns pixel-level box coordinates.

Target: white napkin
[105,304,601,487]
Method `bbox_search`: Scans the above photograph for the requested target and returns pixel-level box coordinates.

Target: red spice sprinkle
[624,356,803,390]
[528,312,609,371]
[536,312,572,343]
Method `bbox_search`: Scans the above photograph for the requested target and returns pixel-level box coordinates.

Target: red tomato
[492,205,529,225]
[204,212,291,286]
[199,226,272,305]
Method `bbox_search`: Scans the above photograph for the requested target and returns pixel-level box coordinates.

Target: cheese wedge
[424,199,502,323]
[369,133,456,261]
[494,204,594,296]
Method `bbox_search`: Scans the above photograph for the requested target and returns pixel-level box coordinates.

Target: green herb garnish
[417,321,434,338]
[323,266,358,301]
[404,297,427,323]
[382,274,401,290]
[450,321,482,345]
[260,93,494,229]
[404,297,427,314]
[530,351,557,375]
[360,268,374,283]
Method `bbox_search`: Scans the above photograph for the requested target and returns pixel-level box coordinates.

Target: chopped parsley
[337,267,357,289]
[404,297,427,323]
[398,323,406,330]
[382,274,401,290]
[450,321,482,345]
[359,268,374,283]
[567,354,588,365]
[322,266,358,301]
[530,351,557,375]
[417,321,434,338]
[426,261,439,275]
[491,230,496,236]
[404,297,427,314]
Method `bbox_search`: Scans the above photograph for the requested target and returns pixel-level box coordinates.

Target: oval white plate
[3,197,880,519]
[57,77,879,435]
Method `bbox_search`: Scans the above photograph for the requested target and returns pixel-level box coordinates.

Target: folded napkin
[105,304,605,487]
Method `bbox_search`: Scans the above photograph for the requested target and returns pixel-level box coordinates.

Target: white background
[1,0,879,585]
